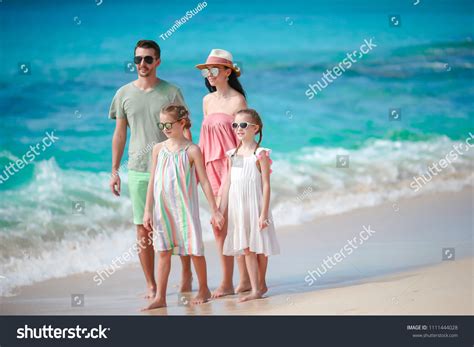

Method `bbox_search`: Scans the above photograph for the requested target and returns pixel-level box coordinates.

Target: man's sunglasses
[232,122,257,129]
[134,56,156,65]
[201,67,221,78]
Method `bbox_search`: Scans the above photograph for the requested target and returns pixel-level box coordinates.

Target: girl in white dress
[220,108,280,302]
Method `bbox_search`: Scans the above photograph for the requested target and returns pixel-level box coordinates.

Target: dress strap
[253,143,260,155]
[162,141,170,153]
[162,141,192,154]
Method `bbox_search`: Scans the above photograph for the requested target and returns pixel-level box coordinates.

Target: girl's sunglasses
[232,122,257,129]
[201,67,221,78]
[134,55,155,64]
[158,120,180,130]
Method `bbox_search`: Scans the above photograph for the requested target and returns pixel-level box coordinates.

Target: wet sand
[1,188,472,315]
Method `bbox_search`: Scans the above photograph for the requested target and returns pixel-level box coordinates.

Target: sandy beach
[1,188,472,315]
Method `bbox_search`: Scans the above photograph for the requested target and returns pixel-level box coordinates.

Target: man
[109,40,192,299]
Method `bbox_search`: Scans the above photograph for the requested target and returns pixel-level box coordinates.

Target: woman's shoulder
[231,90,246,101]
[202,93,213,116]
[203,93,213,103]
[228,92,246,108]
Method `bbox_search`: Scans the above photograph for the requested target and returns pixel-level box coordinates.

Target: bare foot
[259,283,268,295]
[211,284,235,298]
[141,297,166,311]
[192,288,211,305]
[179,274,193,293]
[238,291,262,303]
[235,281,251,294]
[144,285,157,299]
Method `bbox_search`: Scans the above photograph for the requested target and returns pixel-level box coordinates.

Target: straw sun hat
[195,49,241,77]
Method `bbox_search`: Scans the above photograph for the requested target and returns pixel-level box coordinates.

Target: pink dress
[198,113,238,196]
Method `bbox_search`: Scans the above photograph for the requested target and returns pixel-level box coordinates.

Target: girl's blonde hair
[234,108,264,154]
[160,104,191,129]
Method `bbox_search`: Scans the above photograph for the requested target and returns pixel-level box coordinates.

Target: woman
[196,49,250,298]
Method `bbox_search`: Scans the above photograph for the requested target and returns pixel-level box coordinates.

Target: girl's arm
[188,144,224,229]
[143,143,162,231]
[218,158,232,214]
[258,152,271,230]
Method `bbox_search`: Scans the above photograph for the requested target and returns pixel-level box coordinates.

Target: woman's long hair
[205,69,246,99]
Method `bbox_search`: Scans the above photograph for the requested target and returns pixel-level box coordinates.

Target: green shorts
[128,170,151,225]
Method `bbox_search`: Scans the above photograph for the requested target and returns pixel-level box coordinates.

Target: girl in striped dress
[142,105,224,310]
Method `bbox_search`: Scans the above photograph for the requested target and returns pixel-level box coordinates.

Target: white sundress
[223,147,280,256]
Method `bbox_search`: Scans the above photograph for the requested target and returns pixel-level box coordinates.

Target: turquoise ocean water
[0,0,473,295]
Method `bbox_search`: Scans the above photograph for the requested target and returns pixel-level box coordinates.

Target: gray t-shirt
[109,79,187,172]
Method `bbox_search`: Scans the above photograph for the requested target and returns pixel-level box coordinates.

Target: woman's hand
[143,210,153,232]
[259,214,270,231]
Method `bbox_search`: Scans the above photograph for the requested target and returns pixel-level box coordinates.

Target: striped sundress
[152,141,204,256]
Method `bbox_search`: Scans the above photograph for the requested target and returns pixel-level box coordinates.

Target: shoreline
[0,188,472,315]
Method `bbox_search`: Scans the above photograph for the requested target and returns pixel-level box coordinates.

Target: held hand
[110,172,121,196]
[143,211,153,232]
[259,214,270,231]
[211,210,225,231]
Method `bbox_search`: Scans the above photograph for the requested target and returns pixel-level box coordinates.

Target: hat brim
[195,63,241,77]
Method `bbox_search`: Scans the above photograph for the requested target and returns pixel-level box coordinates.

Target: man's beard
[139,69,151,77]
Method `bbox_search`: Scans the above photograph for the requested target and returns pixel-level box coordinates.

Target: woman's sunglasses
[232,122,257,129]
[134,56,155,65]
[158,120,180,130]
[201,67,221,78]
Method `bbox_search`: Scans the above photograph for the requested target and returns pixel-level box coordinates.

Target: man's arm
[110,118,127,196]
